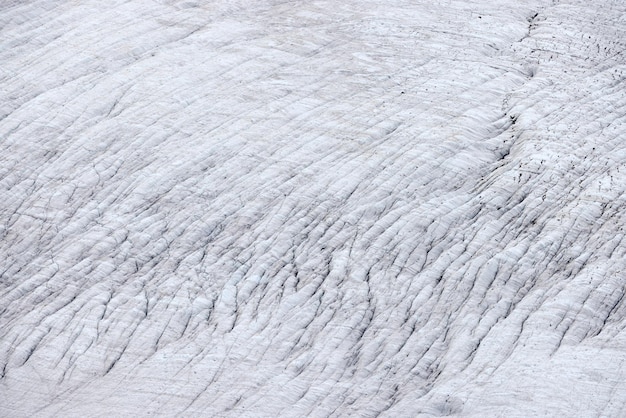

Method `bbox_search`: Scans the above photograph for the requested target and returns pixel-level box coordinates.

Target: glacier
[1,0,625,416]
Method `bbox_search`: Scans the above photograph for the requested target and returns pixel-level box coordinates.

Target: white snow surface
[1,0,626,416]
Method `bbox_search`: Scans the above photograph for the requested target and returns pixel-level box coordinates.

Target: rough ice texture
[1,0,625,416]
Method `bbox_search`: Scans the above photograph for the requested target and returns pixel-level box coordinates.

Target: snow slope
[1,0,625,416]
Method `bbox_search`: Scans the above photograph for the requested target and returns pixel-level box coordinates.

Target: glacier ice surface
[1,0,626,416]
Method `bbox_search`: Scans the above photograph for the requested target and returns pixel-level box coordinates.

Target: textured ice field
[1,0,626,416]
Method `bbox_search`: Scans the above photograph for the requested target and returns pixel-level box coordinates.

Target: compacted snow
[1,0,625,416]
